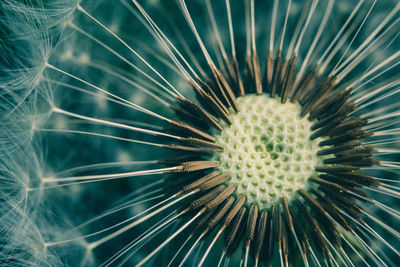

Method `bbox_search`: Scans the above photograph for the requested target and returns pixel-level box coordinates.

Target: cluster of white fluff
[1,1,88,265]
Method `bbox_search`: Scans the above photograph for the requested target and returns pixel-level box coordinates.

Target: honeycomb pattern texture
[213,94,325,210]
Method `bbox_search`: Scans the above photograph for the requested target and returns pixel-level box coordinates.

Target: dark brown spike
[281,54,297,103]
[158,156,204,169]
[298,189,332,220]
[329,117,368,136]
[323,89,352,115]
[198,173,230,192]
[181,137,223,150]
[348,158,378,167]
[254,211,267,262]
[196,78,229,113]
[233,56,245,96]
[300,76,337,117]
[323,91,353,119]
[264,52,274,91]
[315,165,359,173]
[319,186,363,222]
[298,189,339,245]
[225,78,241,102]
[317,141,362,156]
[216,68,239,111]
[344,187,371,200]
[280,60,288,87]
[289,207,310,253]
[175,96,222,131]
[204,184,236,212]
[212,66,239,111]
[168,120,215,142]
[225,207,247,255]
[278,210,290,266]
[281,198,301,265]
[323,153,372,165]
[244,204,259,248]
[171,105,209,130]
[217,65,231,87]
[189,185,225,211]
[252,53,263,95]
[158,155,204,166]
[209,68,232,108]
[243,60,255,95]
[319,130,373,146]
[310,176,349,193]
[310,118,343,140]
[336,172,380,187]
[280,198,293,229]
[181,171,220,194]
[265,208,275,264]
[315,175,371,200]
[309,88,352,121]
[162,144,215,153]
[163,172,201,194]
[272,205,280,242]
[195,79,232,124]
[178,160,220,172]
[322,195,361,223]
[335,146,375,157]
[311,103,354,131]
[320,174,363,188]
[311,189,354,232]
[206,197,235,231]
[299,75,330,106]
[308,90,341,120]
[294,200,329,256]
[223,57,236,82]
[195,206,218,232]
[222,196,246,228]
[271,51,283,97]
[245,54,255,90]
[324,155,378,168]
[290,65,318,102]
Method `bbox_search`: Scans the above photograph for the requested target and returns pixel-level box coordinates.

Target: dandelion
[1,0,400,266]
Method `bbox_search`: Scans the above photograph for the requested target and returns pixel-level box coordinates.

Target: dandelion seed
[1,0,400,266]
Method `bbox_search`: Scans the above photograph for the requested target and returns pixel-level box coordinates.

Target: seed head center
[213,94,324,210]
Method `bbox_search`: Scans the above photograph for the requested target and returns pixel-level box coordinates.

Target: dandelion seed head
[213,94,326,209]
[1,0,400,265]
